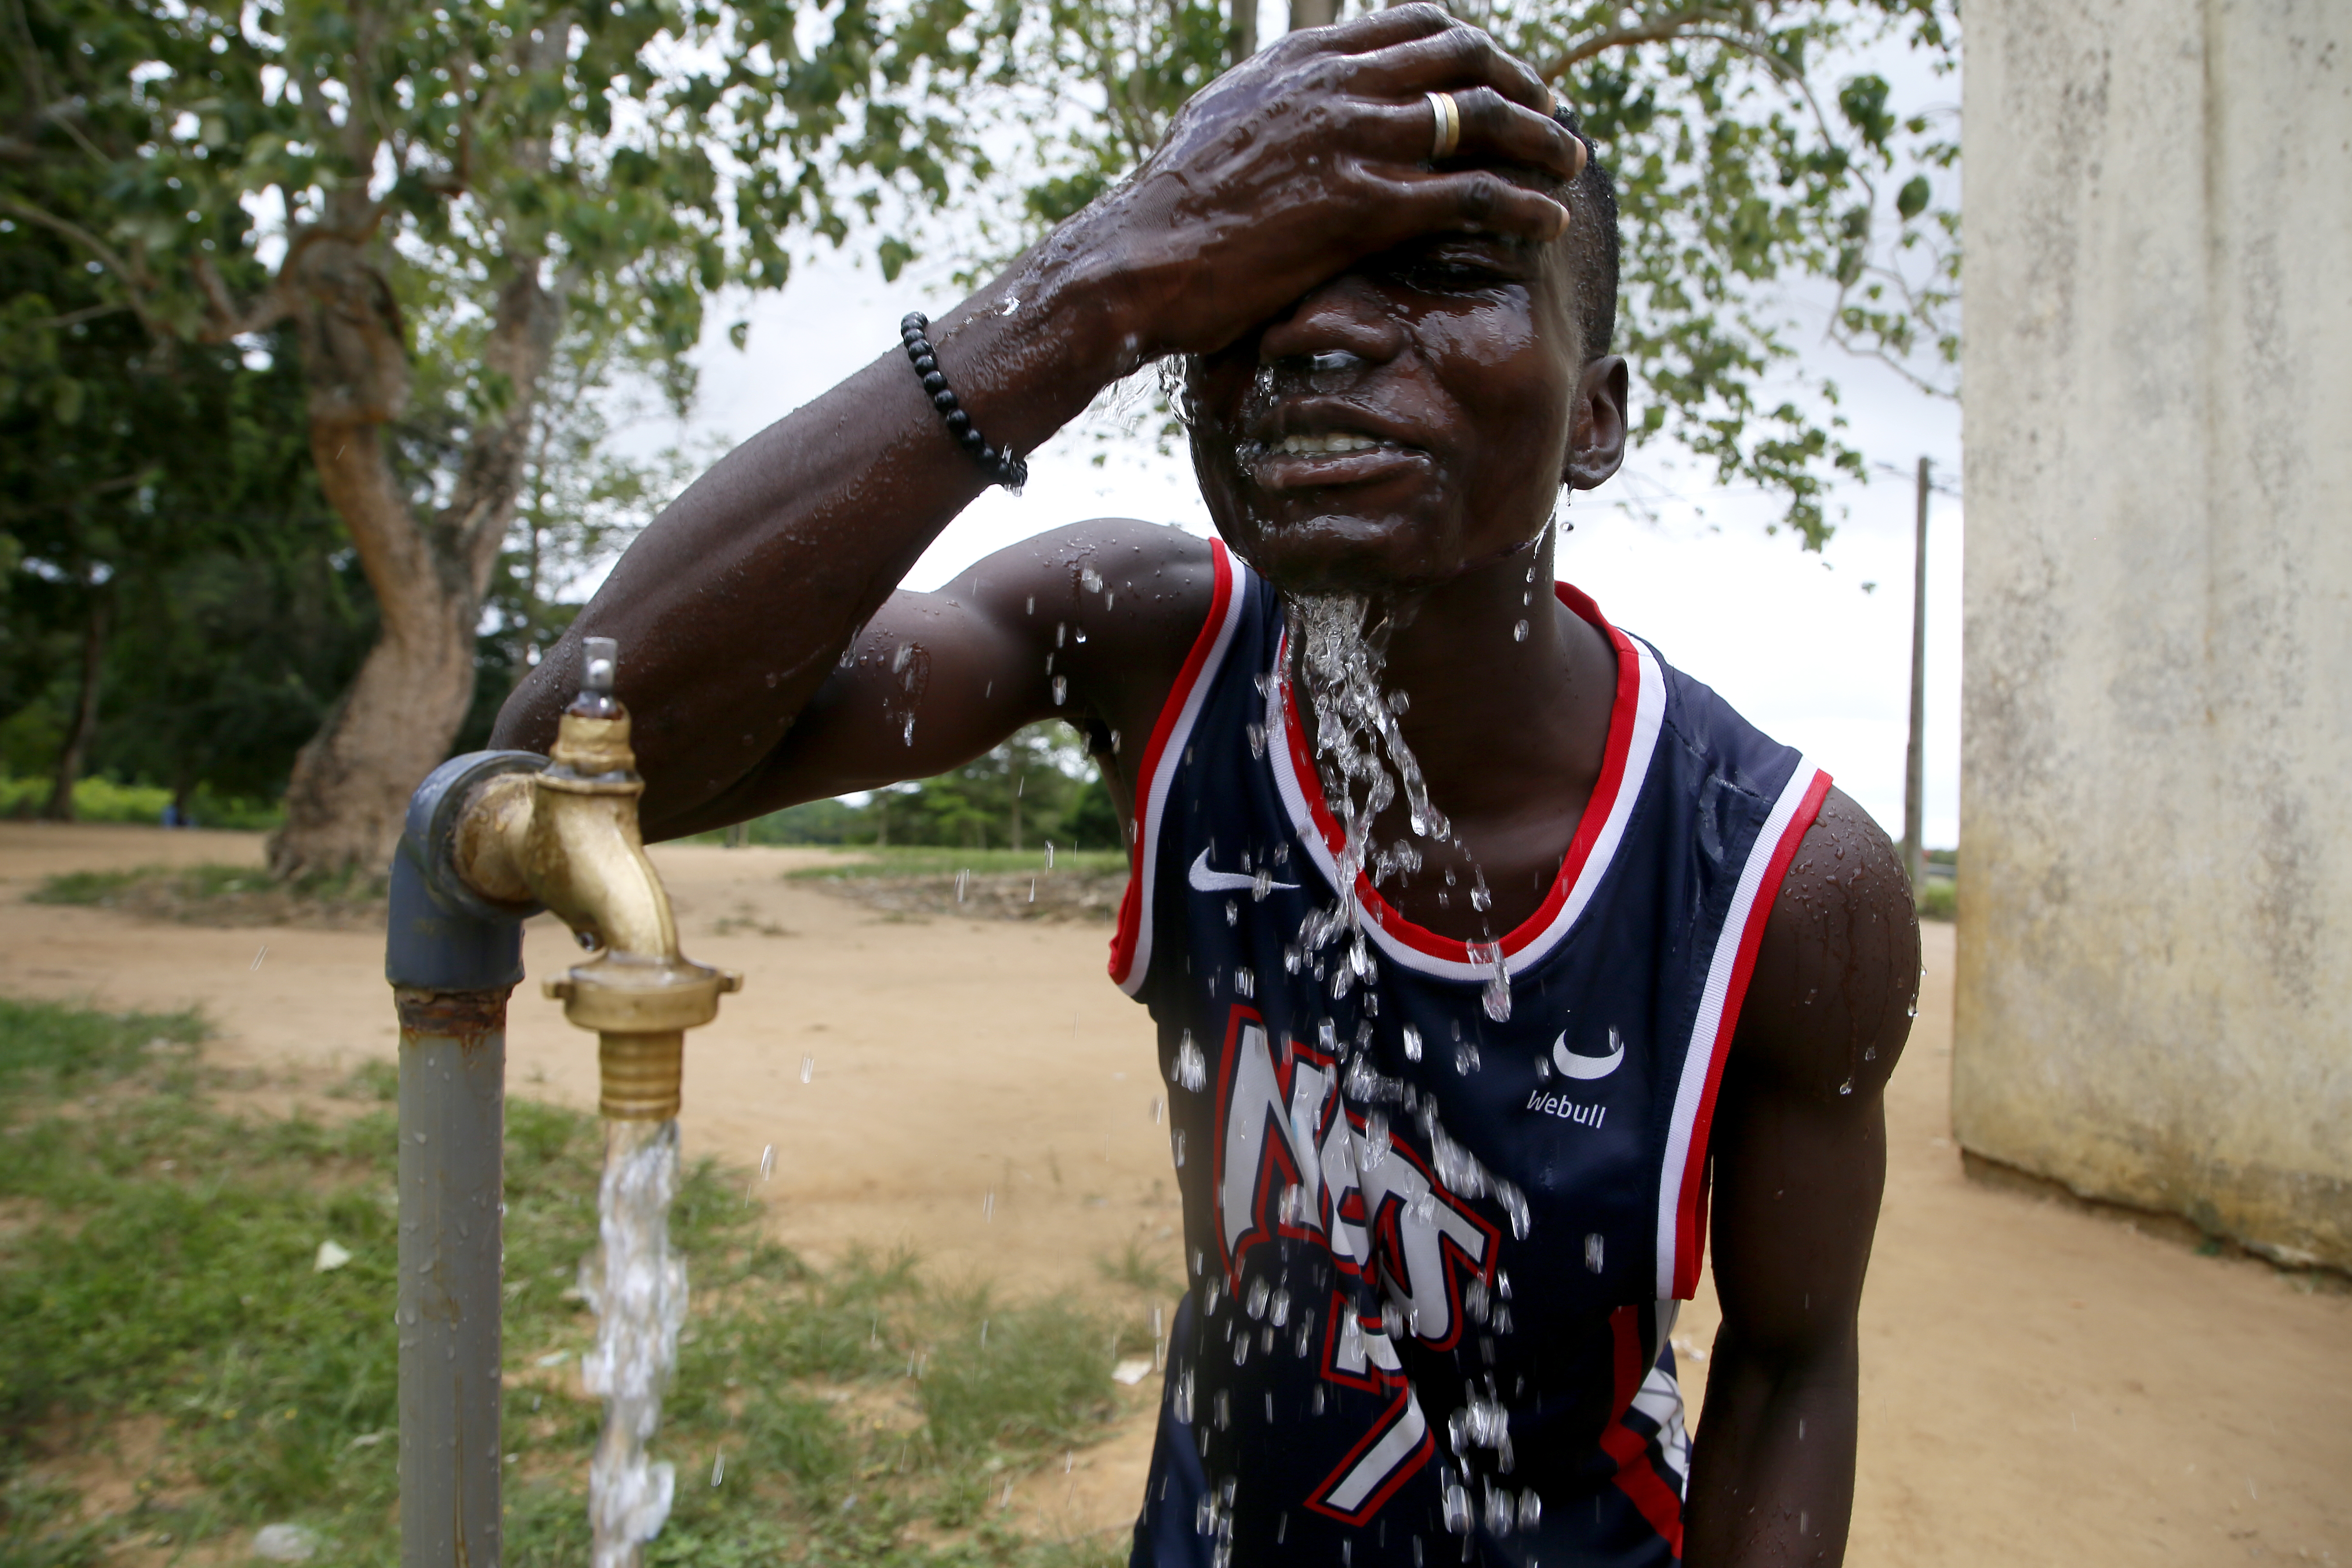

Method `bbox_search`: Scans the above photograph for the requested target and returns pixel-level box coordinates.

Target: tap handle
[570,637,622,718]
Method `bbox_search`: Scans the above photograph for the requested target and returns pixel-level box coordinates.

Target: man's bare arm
[648,521,1216,839]
[1683,787,1921,1566]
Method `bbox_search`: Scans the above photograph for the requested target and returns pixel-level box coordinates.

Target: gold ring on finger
[1426,90,1461,160]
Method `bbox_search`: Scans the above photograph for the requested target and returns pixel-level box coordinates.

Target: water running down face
[1182,122,1627,602]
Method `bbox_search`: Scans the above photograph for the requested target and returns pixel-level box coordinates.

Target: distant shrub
[0,774,281,828]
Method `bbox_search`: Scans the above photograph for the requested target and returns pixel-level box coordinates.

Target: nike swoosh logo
[1188,848,1299,894]
[1552,1029,1625,1081]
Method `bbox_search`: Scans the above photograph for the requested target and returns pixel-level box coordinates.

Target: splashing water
[581,1119,689,1568]
[1281,593,1509,1019]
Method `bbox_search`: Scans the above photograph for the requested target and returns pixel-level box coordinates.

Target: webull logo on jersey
[1210,1007,1498,1351]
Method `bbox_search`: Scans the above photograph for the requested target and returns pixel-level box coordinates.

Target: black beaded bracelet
[900,312,1027,490]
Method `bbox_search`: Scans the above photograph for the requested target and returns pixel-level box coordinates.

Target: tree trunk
[41,585,107,822]
[267,227,561,879]
[1290,0,1339,32]
[1231,0,1257,63]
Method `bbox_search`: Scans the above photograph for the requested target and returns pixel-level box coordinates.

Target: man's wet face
[1185,206,1585,599]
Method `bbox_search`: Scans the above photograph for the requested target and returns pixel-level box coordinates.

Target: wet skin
[494,10,1920,1563]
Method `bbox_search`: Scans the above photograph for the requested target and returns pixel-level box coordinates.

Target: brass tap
[452,637,740,1119]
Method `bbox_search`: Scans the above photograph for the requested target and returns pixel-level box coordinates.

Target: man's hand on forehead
[1082,1,1587,363]
[1316,4,1588,181]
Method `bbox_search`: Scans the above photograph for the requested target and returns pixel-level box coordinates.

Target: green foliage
[2,0,1000,849]
[0,172,374,817]
[0,774,276,827]
[0,0,989,374]
[0,996,1141,1568]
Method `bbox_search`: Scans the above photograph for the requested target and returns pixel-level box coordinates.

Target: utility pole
[1901,456,1930,888]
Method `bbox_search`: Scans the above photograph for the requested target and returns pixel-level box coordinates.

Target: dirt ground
[2,821,2346,1563]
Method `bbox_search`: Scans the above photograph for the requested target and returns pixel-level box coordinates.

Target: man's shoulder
[1732,786,1921,1102]
[1000,519,1231,745]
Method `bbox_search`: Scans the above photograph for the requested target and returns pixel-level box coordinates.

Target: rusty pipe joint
[450,638,740,1120]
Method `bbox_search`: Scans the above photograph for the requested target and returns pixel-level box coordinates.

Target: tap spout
[451,637,739,1120]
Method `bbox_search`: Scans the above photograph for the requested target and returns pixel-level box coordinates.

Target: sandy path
[0,822,2344,1562]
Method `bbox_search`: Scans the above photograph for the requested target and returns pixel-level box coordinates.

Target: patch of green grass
[919,1290,1124,1460]
[0,998,1137,1568]
[0,995,205,1091]
[32,863,382,907]
[787,848,1128,882]
[1917,877,1955,922]
[1094,1239,1178,1300]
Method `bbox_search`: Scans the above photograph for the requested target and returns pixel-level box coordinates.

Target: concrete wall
[1957,0,2352,1268]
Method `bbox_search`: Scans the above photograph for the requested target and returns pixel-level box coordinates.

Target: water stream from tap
[580,1117,688,1568]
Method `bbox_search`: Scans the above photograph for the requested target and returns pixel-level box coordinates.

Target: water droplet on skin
[1082,567,1104,593]
[1075,627,1087,643]
[1225,898,1239,926]
[1584,1232,1605,1273]
[1838,1077,1854,1096]
[1171,1129,1186,1167]
[1402,1024,1423,1062]
[1513,619,1529,642]
[901,713,916,745]
[1025,596,1034,614]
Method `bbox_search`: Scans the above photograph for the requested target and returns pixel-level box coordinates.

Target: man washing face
[498,11,1919,1563]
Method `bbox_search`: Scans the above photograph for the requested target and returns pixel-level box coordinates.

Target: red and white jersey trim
[1653,758,1833,1299]
[1267,583,1667,985]
[1108,539,1250,998]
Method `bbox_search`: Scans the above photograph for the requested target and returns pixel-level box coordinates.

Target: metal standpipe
[387,639,740,1568]
[389,748,548,1568]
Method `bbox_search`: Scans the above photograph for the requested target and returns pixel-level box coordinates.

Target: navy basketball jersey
[1108,542,1831,1567]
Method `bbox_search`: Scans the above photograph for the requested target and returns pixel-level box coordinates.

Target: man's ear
[1563,355,1630,490]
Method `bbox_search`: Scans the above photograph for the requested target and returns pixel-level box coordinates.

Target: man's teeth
[1278,432,1385,456]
